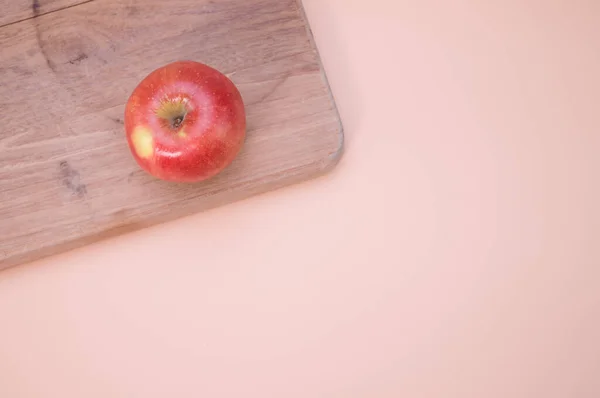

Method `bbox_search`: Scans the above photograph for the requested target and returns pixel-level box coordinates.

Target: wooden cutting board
[0,0,343,270]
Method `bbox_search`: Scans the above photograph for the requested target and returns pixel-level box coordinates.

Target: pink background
[1,0,599,396]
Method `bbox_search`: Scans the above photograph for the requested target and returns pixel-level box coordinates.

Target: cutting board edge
[0,139,344,271]
[296,0,346,150]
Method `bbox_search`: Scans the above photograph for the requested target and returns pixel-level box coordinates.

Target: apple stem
[172,115,184,129]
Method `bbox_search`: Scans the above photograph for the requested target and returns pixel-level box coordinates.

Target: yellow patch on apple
[131,126,154,159]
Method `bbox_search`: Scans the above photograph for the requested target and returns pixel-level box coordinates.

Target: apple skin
[124,60,246,183]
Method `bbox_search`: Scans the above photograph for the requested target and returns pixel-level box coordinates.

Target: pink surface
[1,0,599,396]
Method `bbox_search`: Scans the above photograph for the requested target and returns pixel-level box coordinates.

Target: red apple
[124,60,246,183]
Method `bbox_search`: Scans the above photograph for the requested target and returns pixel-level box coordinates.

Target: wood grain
[0,0,89,27]
[0,0,344,270]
